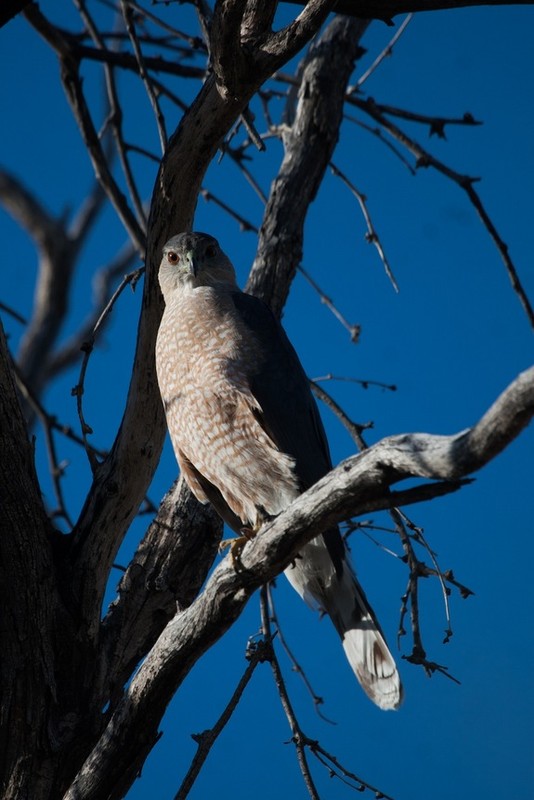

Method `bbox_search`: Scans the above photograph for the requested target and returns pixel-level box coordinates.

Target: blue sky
[1,4,533,800]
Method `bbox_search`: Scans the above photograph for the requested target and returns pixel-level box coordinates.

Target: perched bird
[155,231,402,710]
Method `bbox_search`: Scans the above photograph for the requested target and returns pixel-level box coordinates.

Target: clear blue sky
[1,4,533,800]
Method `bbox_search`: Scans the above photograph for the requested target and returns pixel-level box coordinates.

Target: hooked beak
[184,250,198,277]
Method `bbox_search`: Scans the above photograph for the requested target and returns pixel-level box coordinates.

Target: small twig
[344,519,404,560]
[45,240,138,381]
[199,188,258,233]
[312,373,396,392]
[351,13,413,91]
[71,266,144,472]
[124,0,207,50]
[0,302,27,325]
[74,0,147,231]
[120,0,168,151]
[330,161,399,292]
[259,587,321,800]
[298,265,361,343]
[404,515,454,643]
[344,114,417,175]
[12,362,76,527]
[125,142,161,163]
[351,96,534,330]
[266,584,336,725]
[220,140,269,204]
[259,586,393,798]
[310,380,370,450]
[173,648,264,800]
[367,104,481,139]
[309,742,395,800]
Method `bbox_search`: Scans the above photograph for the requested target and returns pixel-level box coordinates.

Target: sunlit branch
[350,12,413,90]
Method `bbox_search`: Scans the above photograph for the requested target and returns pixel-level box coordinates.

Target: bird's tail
[322,563,403,710]
[284,537,403,710]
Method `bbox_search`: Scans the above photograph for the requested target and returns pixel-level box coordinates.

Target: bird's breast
[157,287,261,401]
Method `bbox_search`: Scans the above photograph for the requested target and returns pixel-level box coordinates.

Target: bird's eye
[205,244,217,258]
[167,251,180,264]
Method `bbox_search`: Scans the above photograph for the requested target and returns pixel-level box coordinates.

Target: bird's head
[158,232,237,296]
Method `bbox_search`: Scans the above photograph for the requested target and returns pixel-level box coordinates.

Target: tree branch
[65,365,534,800]
[284,0,534,23]
[246,15,369,312]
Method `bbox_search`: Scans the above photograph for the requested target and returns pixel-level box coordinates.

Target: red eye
[167,251,180,264]
[205,245,217,258]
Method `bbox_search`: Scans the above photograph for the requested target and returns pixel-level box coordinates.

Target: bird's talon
[219,529,257,570]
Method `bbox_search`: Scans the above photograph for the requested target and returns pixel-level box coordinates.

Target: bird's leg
[219,512,274,569]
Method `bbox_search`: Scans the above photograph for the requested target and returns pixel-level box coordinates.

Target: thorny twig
[367,104,481,139]
[310,377,471,677]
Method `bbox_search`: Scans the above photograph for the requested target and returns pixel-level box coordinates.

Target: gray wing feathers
[230,290,402,709]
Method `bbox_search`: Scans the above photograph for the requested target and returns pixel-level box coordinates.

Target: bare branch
[350,96,534,329]
[351,12,413,89]
[329,161,399,292]
[120,0,168,151]
[173,649,262,800]
[65,366,534,799]
[71,267,144,473]
[246,16,369,312]
[259,589,321,800]
[25,4,147,253]
[284,0,534,22]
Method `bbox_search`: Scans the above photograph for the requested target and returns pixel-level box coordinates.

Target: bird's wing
[230,290,345,571]
[231,291,402,709]
[230,291,332,490]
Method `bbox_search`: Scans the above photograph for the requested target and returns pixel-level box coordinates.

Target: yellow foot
[219,527,257,569]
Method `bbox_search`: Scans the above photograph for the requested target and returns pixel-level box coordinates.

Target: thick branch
[97,477,222,702]
[285,0,534,22]
[65,365,534,800]
[64,4,336,639]
[0,321,59,800]
[246,15,368,312]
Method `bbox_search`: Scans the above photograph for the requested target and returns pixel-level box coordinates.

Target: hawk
[155,231,402,710]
